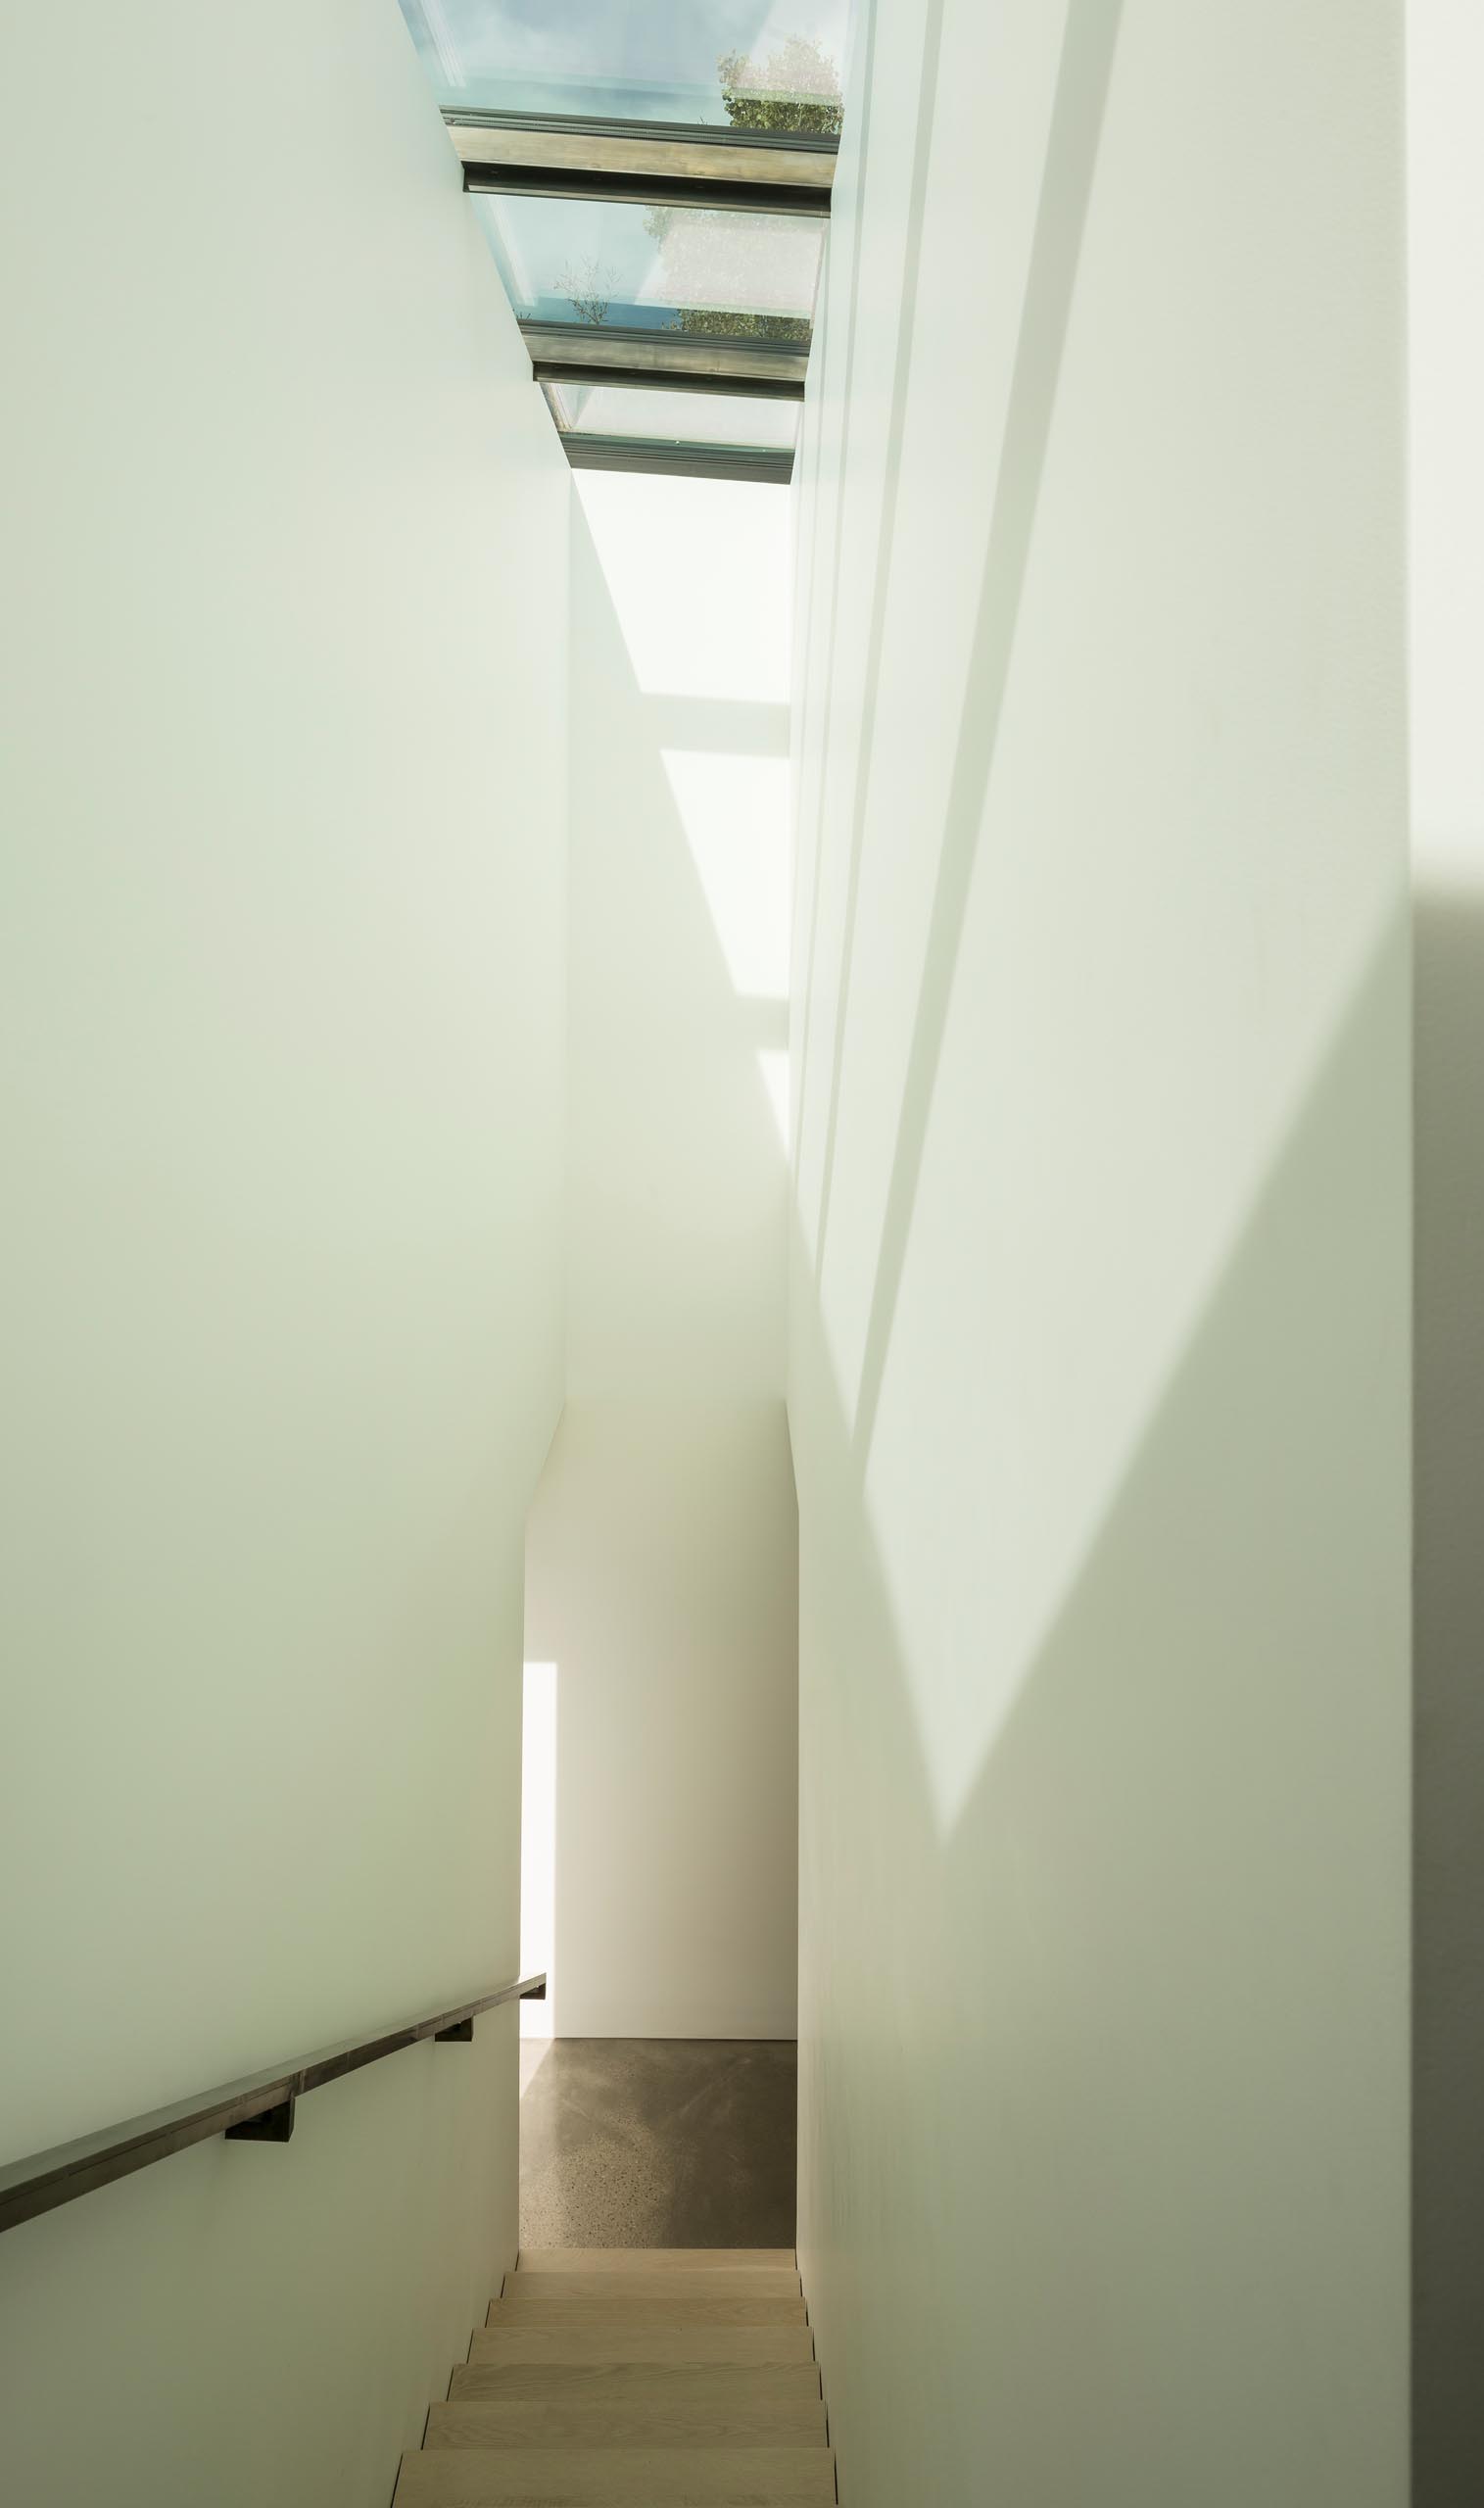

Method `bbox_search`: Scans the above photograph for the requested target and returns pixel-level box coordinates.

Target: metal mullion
[557,434,794,486]
[535,362,804,403]
[462,162,828,217]
[519,323,810,390]
[446,109,837,204]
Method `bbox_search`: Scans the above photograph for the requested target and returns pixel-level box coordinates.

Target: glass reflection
[478,197,821,337]
[399,1,849,130]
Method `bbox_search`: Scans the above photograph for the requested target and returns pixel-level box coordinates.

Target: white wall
[1410,6,1484,2500]
[790,4,1410,2504]
[523,475,798,2041]
[0,5,569,2503]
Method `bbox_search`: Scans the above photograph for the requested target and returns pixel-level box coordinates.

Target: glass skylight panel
[399,2,851,129]
[394,7,838,475]
[545,384,799,453]
[477,196,821,335]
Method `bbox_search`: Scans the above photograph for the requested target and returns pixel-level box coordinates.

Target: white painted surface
[523,476,798,2040]
[1410,5,1484,2498]
[790,5,1410,2504]
[0,4,568,2502]
[527,1402,799,2039]
[520,1662,559,2039]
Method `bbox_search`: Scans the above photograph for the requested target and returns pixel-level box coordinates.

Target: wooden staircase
[395,2248,834,2504]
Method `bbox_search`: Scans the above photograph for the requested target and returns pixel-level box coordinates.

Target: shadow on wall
[803,0,1126,1410]
[1414,885,1484,2508]
[790,1,1409,2500]
[801,0,1120,1296]
[793,901,1410,2508]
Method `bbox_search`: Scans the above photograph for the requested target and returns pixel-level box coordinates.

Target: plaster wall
[790,6,1410,2501]
[525,476,799,2041]
[0,6,570,2499]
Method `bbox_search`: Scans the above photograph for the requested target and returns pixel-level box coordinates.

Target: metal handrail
[0,1970,547,2238]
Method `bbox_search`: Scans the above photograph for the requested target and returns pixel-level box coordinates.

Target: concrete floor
[518,2038,796,2251]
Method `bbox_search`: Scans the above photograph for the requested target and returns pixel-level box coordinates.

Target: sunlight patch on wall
[661,750,790,997]
[759,1047,791,1151]
[520,1660,557,2038]
[854,893,1406,1841]
[575,472,791,703]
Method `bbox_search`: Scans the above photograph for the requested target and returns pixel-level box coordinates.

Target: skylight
[397,1,846,481]
[400,1,851,129]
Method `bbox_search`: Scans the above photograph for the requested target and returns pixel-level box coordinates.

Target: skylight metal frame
[558,434,794,487]
[463,160,828,217]
[449,109,836,218]
[520,322,809,398]
[453,112,832,480]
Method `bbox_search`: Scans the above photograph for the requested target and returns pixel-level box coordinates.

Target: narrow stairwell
[395,2248,835,2503]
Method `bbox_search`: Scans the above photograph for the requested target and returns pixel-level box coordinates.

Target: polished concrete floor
[518,2038,796,2251]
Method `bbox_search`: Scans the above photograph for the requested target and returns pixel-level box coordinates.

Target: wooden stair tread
[451,2365,822,2406]
[395,2449,836,2504]
[468,2329,816,2371]
[516,2250,795,2276]
[499,2272,800,2304]
[488,2291,805,2330]
[427,2396,826,2449]
[401,2251,827,2507]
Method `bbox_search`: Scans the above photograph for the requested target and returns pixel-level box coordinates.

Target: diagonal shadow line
[790,273,832,995]
[1412,882,1484,2508]
[813,0,949,1275]
[852,0,1126,1470]
[790,138,834,790]
[792,0,880,1188]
